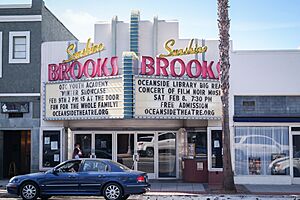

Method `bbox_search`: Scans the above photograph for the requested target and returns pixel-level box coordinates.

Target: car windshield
[112,161,131,171]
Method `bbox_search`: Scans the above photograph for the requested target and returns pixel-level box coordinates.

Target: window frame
[0,31,2,78]
[9,31,30,63]
[82,160,109,172]
[207,127,223,171]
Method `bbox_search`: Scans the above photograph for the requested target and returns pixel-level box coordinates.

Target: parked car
[7,158,150,200]
[137,136,154,157]
[235,135,289,160]
[268,151,300,176]
[137,132,176,157]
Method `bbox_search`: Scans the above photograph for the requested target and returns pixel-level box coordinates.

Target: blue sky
[3,0,300,50]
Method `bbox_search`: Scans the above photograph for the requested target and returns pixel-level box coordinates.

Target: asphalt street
[1,189,300,200]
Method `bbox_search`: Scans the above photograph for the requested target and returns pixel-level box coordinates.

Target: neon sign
[159,39,208,58]
[63,38,105,63]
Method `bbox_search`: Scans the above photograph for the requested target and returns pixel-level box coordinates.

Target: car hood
[14,172,45,180]
[268,157,289,168]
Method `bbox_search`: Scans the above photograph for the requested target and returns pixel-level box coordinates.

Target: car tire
[146,147,154,157]
[20,182,39,200]
[103,183,123,200]
[121,194,130,200]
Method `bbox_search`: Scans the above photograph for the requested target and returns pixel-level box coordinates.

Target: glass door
[292,135,300,180]
[95,134,113,160]
[74,134,92,158]
[117,133,135,169]
[137,133,155,178]
[116,132,156,179]
[74,133,113,159]
[158,132,176,178]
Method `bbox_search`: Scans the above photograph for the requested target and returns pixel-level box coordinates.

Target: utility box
[182,158,208,183]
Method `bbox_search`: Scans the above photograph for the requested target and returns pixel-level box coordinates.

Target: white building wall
[116,22,129,69]
[139,20,153,57]
[229,49,300,184]
[94,23,112,58]
[230,50,300,96]
[157,21,179,55]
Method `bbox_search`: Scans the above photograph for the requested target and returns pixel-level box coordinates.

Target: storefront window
[187,131,207,158]
[234,127,289,176]
[211,130,223,168]
[42,131,61,168]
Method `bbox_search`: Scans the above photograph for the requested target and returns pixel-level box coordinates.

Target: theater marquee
[134,76,222,119]
[44,77,124,120]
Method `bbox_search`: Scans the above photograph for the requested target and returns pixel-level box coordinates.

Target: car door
[40,160,81,194]
[78,160,109,194]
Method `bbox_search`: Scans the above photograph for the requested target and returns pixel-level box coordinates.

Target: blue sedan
[7,158,150,200]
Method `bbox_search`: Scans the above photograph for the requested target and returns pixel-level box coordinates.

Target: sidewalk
[149,180,300,196]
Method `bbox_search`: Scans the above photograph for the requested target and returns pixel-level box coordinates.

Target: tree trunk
[217,0,236,192]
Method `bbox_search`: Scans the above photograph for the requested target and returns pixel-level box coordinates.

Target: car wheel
[20,182,39,200]
[103,183,123,200]
[121,194,130,200]
[146,148,154,157]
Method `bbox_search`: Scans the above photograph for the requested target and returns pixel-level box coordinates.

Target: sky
[3,0,300,50]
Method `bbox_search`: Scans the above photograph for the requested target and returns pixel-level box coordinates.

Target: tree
[217,0,236,192]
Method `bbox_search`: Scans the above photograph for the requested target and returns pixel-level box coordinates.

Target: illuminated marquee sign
[135,38,221,119]
[48,39,118,82]
[140,39,220,79]
[44,77,124,120]
[44,37,221,121]
[63,38,105,63]
[134,76,222,119]
[159,39,208,58]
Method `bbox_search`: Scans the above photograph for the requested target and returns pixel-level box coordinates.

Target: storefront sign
[141,38,219,79]
[140,57,220,79]
[134,76,222,119]
[63,38,105,63]
[48,38,118,82]
[44,77,124,120]
[1,102,29,113]
[159,39,208,58]
[48,57,118,81]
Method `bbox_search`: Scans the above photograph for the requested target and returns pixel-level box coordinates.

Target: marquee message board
[134,76,222,119]
[44,77,124,120]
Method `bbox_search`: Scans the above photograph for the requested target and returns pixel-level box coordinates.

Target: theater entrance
[73,131,178,179]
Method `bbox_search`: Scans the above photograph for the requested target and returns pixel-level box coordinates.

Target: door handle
[98,175,105,178]
[68,175,76,178]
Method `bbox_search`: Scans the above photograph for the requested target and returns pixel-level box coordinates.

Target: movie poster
[249,157,261,175]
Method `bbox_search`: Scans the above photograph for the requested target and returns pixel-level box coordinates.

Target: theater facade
[41,11,224,182]
[40,11,300,184]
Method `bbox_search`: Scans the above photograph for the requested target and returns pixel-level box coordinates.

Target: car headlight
[9,177,20,183]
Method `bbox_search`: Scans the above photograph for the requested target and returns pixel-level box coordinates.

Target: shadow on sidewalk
[204,184,251,194]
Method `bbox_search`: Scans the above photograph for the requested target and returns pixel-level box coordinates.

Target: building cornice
[0,93,40,97]
[0,4,32,9]
[0,15,42,22]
